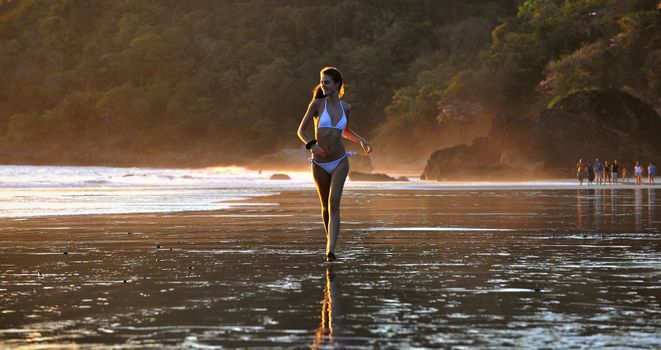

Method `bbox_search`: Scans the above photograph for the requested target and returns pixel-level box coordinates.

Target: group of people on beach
[575,158,655,186]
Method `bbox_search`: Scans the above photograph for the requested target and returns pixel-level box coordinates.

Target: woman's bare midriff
[314,128,345,162]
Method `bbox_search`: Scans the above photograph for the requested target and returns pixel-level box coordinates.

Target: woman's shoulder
[309,98,323,113]
[341,100,352,112]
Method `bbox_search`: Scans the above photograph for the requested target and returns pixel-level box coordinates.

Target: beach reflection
[576,190,583,229]
[1,189,660,349]
[575,188,658,231]
[610,188,617,229]
[594,188,603,227]
[649,188,655,222]
[635,188,642,229]
[312,265,338,349]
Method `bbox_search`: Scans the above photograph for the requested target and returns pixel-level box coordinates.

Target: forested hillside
[0,0,658,169]
[376,0,660,167]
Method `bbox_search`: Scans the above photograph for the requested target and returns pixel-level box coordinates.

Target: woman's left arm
[341,102,373,154]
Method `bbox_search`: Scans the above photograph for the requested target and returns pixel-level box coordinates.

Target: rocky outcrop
[349,171,407,182]
[422,116,547,180]
[269,173,291,180]
[348,155,374,173]
[422,89,661,180]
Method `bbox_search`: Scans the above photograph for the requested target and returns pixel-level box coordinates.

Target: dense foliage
[0,0,658,168]
[376,0,661,166]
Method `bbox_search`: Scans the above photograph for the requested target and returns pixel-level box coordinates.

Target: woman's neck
[326,93,340,102]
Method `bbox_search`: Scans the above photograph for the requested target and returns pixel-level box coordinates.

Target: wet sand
[1,188,660,349]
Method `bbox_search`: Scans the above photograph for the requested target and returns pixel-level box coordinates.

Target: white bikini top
[317,99,347,131]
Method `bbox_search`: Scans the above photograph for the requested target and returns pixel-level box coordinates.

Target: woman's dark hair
[312,67,344,99]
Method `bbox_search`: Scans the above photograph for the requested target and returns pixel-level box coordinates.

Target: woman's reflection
[312,265,338,349]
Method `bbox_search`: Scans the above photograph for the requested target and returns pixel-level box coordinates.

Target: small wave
[360,227,514,232]
[84,180,108,185]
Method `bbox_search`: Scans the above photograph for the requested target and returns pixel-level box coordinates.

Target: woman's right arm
[297,100,325,156]
[297,99,318,144]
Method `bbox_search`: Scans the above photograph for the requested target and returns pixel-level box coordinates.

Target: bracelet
[305,139,317,150]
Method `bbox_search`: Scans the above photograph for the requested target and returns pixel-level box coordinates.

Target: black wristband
[305,139,317,150]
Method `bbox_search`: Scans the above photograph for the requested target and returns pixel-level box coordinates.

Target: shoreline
[1,181,659,220]
[3,163,657,180]
[370,179,661,190]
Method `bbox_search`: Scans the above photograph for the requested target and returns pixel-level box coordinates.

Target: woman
[648,161,655,184]
[575,158,585,185]
[297,67,372,262]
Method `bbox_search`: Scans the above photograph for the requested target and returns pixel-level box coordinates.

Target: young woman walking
[297,67,372,262]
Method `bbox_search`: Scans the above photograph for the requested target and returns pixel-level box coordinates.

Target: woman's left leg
[327,157,350,255]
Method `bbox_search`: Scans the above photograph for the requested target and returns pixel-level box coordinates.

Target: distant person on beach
[576,158,585,185]
[604,160,611,184]
[297,67,372,262]
[622,167,628,183]
[612,160,619,184]
[587,160,595,185]
[595,158,603,185]
[634,161,643,185]
[649,161,656,184]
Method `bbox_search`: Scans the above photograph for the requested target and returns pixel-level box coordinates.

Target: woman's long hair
[313,67,344,99]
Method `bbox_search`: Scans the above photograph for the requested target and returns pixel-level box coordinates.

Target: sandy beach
[3,0,661,348]
[1,187,660,349]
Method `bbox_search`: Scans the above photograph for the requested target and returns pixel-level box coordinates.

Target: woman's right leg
[326,157,350,255]
[312,164,332,239]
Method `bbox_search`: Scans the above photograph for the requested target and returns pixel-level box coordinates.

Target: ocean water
[0,165,316,218]
[3,165,651,219]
